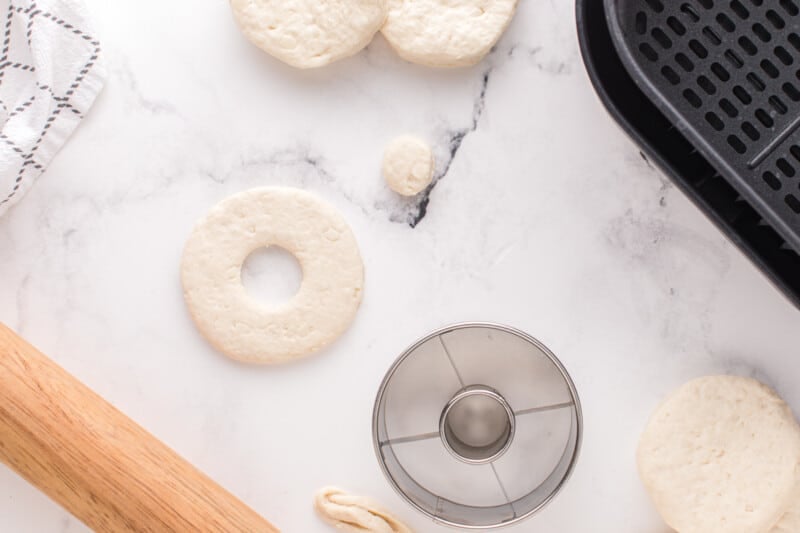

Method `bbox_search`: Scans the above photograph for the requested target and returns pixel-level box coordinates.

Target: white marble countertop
[0,1,798,532]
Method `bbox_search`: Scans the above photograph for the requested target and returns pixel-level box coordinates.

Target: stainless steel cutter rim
[371,322,584,530]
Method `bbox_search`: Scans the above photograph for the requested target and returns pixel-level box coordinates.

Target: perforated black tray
[577,0,800,309]
[605,0,800,253]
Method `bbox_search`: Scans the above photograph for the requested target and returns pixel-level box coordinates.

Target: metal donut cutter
[373,323,582,529]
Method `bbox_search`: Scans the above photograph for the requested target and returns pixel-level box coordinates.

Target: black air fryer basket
[578,0,800,309]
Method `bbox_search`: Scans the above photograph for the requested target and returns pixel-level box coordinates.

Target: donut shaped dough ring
[181,187,364,364]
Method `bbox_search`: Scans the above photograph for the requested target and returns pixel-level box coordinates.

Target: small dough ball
[381,0,519,67]
[638,376,800,533]
[229,0,387,68]
[382,135,434,196]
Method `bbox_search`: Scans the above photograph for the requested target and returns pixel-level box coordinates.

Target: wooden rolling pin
[0,323,278,532]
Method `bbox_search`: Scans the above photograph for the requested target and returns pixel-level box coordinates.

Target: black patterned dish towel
[0,0,104,215]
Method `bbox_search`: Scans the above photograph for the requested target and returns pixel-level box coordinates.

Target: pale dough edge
[314,487,412,533]
[637,376,800,533]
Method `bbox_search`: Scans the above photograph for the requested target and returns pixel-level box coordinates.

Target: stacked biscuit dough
[229,0,520,69]
[638,376,800,533]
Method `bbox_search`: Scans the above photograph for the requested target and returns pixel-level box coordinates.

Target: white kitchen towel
[0,0,104,215]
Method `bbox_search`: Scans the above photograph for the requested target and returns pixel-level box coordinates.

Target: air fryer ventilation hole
[624,0,800,240]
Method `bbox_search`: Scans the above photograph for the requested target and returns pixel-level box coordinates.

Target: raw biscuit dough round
[638,376,800,533]
[181,187,364,364]
[382,135,434,196]
[314,487,411,533]
[229,0,387,68]
[380,0,519,67]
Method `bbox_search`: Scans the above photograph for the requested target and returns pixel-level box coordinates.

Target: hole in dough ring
[181,187,364,364]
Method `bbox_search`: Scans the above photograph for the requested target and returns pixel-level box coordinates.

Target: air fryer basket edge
[577,0,800,310]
